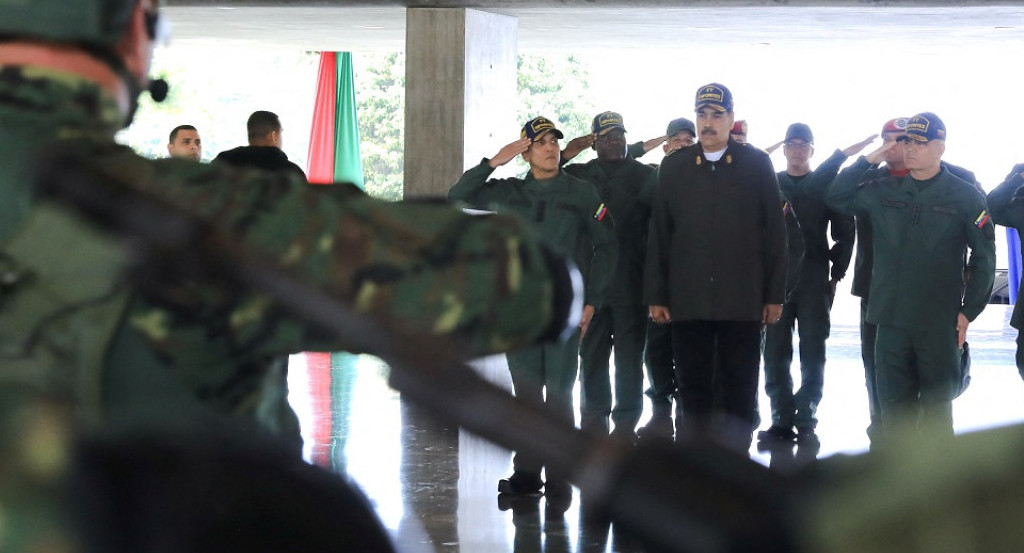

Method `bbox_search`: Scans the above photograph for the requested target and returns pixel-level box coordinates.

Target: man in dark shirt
[759,123,861,447]
[563,112,655,441]
[214,110,307,182]
[646,83,788,452]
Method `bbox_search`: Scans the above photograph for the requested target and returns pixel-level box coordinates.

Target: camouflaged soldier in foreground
[0,2,576,549]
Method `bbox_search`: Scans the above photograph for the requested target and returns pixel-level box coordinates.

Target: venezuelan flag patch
[593,203,608,221]
[975,210,990,228]
[782,201,792,216]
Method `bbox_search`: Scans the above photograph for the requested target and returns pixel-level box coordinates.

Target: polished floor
[287,293,1024,553]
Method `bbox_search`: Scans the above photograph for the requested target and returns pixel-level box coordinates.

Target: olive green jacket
[563,158,654,306]
[827,157,995,328]
[449,161,617,308]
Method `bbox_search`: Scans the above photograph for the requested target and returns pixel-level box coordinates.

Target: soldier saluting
[826,112,995,439]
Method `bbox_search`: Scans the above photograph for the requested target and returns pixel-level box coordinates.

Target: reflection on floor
[287,298,1024,553]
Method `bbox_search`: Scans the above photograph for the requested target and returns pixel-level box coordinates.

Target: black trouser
[643,320,676,416]
[671,320,762,451]
[762,265,831,431]
[860,298,882,441]
[579,305,647,434]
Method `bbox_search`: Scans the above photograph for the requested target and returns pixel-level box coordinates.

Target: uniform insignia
[975,210,990,228]
[696,156,702,166]
[726,155,732,164]
[782,201,792,216]
[593,203,608,221]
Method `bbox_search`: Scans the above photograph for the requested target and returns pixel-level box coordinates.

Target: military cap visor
[593,112,627,136]
[694,83,734,113]
[521,117,565,142]
[905,112,946,142]
[665,118,695,137]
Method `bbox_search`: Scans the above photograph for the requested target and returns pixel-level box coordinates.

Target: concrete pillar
[404,8,517,199]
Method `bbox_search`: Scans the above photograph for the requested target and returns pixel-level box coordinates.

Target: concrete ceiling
[161,2,1024,52]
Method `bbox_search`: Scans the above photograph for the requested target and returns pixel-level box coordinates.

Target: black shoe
[757,425,796,443]
[498,471,543,496]
[498,492,541,512]
[796,428,820,447]
[545,492,572,517]
[636,414,674,441]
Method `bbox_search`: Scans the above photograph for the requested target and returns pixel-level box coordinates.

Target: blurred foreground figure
[804,421,1024,553]
[0,0,574,549]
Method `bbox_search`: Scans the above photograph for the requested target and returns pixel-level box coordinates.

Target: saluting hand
[561,134,596,162]
[864,140,896,165]
[489,138,532,168]
[765,140,785,155]
[642,135,668,154]
[842,134,879,158]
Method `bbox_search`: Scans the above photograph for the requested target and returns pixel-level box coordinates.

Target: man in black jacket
[215,110,307,183]
[646,83,788,451]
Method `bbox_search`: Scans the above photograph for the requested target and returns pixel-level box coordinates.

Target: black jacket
[777,149,855,283]
[646,139,788,321]
[214,146,307,182]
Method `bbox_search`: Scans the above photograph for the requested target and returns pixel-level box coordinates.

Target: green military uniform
[851,160,980,443]
[0,65,574,549]
[563,156,654,436]
[827,156,995,434]
[449,160,616,484]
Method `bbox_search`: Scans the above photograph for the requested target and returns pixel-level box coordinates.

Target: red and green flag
[304,51,364,468]
[307,51,363,188]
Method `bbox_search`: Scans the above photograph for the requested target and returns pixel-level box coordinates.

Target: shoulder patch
[593,203,609,221]
[975,210,990,228]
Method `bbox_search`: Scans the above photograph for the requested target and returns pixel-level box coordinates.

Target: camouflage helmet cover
[0,0,140,49]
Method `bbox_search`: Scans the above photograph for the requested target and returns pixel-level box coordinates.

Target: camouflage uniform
[0,65,574,549]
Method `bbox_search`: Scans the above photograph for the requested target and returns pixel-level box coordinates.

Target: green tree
[354,52,405,201]
[352,52,594,198]
[515,54,596,168]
